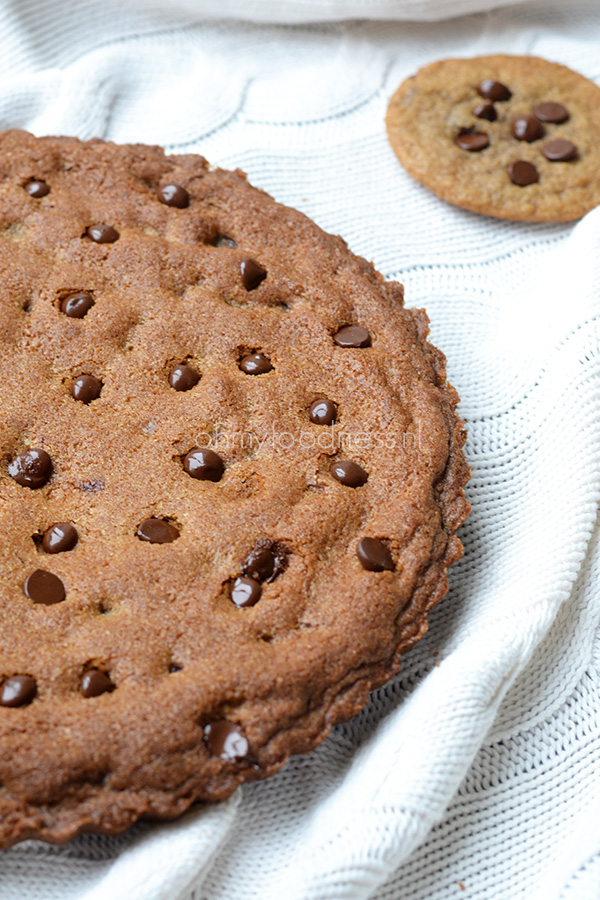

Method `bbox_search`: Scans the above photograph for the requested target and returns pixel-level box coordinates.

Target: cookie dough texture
[0,130,469,847]
[386,55,600,222]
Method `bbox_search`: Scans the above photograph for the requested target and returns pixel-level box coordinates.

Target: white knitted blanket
[1,2,599,899]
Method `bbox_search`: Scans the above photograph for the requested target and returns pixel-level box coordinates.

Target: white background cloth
[125,0,532,23]
[1,1,599,899]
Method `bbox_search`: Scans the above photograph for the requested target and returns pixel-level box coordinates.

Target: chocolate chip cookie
[386,55,600,222]
[0,130,469,847]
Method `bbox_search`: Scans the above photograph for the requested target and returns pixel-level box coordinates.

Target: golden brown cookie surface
[386,55,600,222]
[0,130,469,848]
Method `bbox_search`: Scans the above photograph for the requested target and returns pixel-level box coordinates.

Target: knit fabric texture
[0,1,599,899]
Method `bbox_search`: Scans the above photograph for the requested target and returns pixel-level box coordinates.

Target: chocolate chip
[72,374,102,403]
[455,131,489,151]
[243,550,274,582]
[333,325,371,348]
[473,102,497,122]
[157,183,189,208]
[0,675,37,708]
[240,258,267,291]
[168,662,183,673]
[215,235,237,248]
[8,448,53,489]
[542,139,578,162]
[81,669,114,698]
[61,291,95,318]
[86,224,119,243]
[508,160,539,186]
[169,363,200,391]
[137,517,180,543]
[331,460,368,488]
[477,79,511,102]
[239,353,273,375]
[356,537,394,572]
[309,399,337,426]
[231,575,262,608]
[183,448,224,482]
[243,542,287,582]
[42,523,78,554]
[204,720,249,760]
[24,569,66,605]
[26,180,50,198]
[534,101,569,123]
[511,115,544,143]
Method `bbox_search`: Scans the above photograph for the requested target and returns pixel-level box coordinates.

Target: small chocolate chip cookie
[386,55,600,222]
[0,130,469,847]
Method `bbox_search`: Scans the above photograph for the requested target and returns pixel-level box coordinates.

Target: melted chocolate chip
[169,363,200,391]
[477,79,511,102]
[24,569,66,605]
[157,183,189,208]
[508,160,539,186]
[243,542,287,583]
[216,235,237,248]
[240,258,267,291]
[231,575,262,608]
[243,550,274,582]
[331,460,368,488]
[542,139,577,162]
[473,102,497,122]
[0,675,37,708]
[72,374,102,403]
[333,325,371,348]
[356,537,394,572]
[204,720,249,760]
[309,398,337,426]
[511,115,544,143]
[137,517,180,543]
[61,291,95,318]
[239,353,273,375]
[8,448,53,489]
[81,669,114,698]
[26,180,50,198]
[183,448,225,482]
[455,131,489,151]
[42,523,78,554]
[86,224,119,243]
[534,101,569,123]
